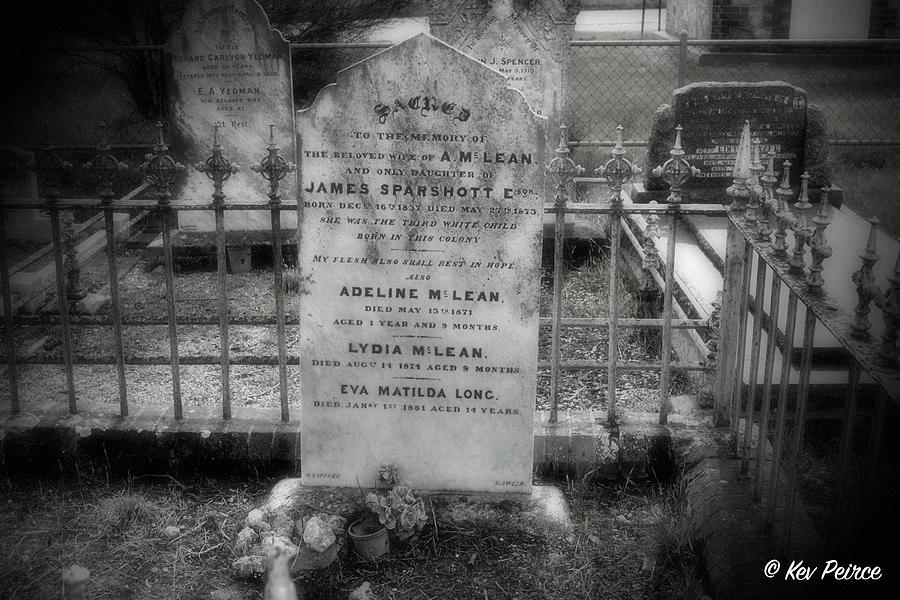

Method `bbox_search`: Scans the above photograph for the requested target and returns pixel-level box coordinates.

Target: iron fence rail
[0,120,721,430]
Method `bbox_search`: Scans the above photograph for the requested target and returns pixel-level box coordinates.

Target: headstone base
[431,482,571,530]
[145,228,297,271]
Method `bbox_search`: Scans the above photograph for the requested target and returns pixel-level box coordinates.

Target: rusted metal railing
[716,122,900,556]
[0,122,298,422]
[541,124,719,426]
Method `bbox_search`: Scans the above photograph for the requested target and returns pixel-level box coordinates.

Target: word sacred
[375,96,471,124]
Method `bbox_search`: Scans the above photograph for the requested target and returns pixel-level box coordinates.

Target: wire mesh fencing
[5,37,900,155]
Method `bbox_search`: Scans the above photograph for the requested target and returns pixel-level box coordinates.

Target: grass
[534,241,698,414]
[95,491,161,532]
[0,472,268,600]
[0,471,705,600]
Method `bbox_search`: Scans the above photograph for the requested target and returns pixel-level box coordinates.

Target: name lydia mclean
[347,343,483,358]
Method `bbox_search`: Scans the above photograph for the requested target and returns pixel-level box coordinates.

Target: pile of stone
[231,479,353,579]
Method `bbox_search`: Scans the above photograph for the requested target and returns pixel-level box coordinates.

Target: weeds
[95,491,160,532]
[648,477,704,598]
[281,261,302,294]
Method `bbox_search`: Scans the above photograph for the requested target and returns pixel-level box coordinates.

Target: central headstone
[166,0,296,232]
[296,34,546,493]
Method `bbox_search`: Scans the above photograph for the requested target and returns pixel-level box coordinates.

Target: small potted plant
[347,464,428,558]
[365,483,428,542]
[347,509,390,560]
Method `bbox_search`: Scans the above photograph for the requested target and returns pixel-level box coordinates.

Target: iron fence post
[195,124,239,420]
[251,124,295,422]
[545,125,582,424]
[0,206,19,413]
[85,122,129,416]
[141,122,185,418]
[598,125,638,427]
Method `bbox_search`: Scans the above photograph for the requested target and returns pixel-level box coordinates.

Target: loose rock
[303,515,336,553]
[234,527,259,554]
[232,555,267,579]
[291,542,341,573]
[272,513,294,538]
[162,525,181,539]
[349,581,377,600]
[246,509,269,532]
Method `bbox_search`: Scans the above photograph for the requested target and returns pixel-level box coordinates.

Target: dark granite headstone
[643,81,837,205]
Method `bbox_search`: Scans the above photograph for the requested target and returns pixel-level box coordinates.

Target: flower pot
[348,518,389,559]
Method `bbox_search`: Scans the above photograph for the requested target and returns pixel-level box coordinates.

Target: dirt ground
[0,471,703,600]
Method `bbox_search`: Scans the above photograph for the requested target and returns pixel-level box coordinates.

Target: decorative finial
[726,122,752,213]
[875,242,900,366]
[546,124,584,208]
[651,124,699,206]
[746,136,764,224]
[597,125,639,208]
[732,121,752,180]
[251,124,295,204]
[772,160,794,255]
[140,121,185,205]
[195,125,240,205]
[787,171,812,274]
[756,155,778,242]
[85,122,128,203]
[851,217,881,338]
[806,187,833,293]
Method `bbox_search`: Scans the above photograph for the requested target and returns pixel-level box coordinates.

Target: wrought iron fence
[711,126,900,557]
[1,121,714,428]
[0,123,298,421]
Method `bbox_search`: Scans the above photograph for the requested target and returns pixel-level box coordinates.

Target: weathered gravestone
[166,0,296,232]
[296,33,547,493]
[429,0,580,133]
[431,0,582,236]
[643,81,836,204]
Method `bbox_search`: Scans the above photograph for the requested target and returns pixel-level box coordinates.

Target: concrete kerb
[1,402,701,479]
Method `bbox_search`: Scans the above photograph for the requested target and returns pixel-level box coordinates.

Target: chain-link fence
[566,37,900,146]
[7,37,899,150]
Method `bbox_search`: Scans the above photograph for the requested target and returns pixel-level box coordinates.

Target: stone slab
[296,33,546,494]
[429,0,579,131]
[644,82,837,204]
[430,0,580,235]
[167,0,297,232]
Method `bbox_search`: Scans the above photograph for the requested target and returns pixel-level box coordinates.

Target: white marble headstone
[167,0,296,231]
[297,33,547,493]
[430,0,579,132]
